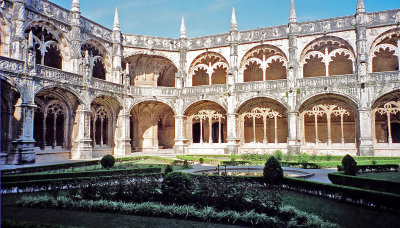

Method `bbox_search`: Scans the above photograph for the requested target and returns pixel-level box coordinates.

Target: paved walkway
[1,150,337,183]
[181,163,336,183]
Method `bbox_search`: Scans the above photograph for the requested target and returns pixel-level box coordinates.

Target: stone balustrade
[92,77,124,93]
[369,71,400,83]
[182,84,227,95]
[236,79,288,91]
[130,86,179,96]
[37,65,83,85]
[2,56,400,98]
[0,57,24,74]
[297,74,357,88]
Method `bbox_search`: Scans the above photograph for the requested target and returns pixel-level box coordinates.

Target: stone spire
[289,0,297,23]
[113,8,120,30]
[230,7,237,31]
[180,16,187,39]
[27,31,34,49]
[71,0,80,13]
[356,0,365,13]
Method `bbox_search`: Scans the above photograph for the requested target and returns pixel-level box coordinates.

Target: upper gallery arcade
[1,0,400,164]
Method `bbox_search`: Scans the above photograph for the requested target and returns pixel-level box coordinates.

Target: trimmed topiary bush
[164,165,173,175]
[263,156,283,184]
[162,171,193,204]
[342,154,357,176]
[101,155,115,169]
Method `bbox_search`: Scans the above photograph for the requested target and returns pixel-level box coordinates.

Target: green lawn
[178,154,400,168]
[1,193,239,228]
[358,172,400,182]
[29,159,183,174]
[282,190,400,228]
[2,206,239,228]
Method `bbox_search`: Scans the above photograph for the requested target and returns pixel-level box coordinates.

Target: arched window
[240,45,287,82]
[25,26,62,69]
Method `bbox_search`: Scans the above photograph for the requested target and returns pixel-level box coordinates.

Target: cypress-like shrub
[263,156,283,184]
[164,165,173,175]
[101,155,115,169]
[161,171,193,204]
[342,154,357,176]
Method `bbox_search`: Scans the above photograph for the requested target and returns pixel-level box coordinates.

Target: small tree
[164,164,174,175]
[101,154,115,169]
[161,171,193,204]
[263,156,283,184]
[342,154,357,176]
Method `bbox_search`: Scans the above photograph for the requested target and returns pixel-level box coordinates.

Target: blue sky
[51,0,399,38]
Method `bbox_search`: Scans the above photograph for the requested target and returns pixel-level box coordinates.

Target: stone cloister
[1,0,400,164]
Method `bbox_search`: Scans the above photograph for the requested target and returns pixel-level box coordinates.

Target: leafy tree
[162,172,193,204]
[263,156,283,184]
[342,154,357,176]
[101,155,115,169]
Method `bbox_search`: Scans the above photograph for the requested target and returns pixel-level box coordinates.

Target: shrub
[299,153,311,164]
[273,150,283,161]
[342,154,357,176]
[101,155,115,169]
[164,165,173,175]
[162,172,193,204]
[199,157,204,163]
[183,160,190,169]
[263,156,283,184]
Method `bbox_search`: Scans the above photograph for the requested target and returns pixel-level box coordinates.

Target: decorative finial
[84,50,89,64]
[289,0,297,23]
[113,8,120,30]
[356,0,365,13]
[231,7,237,30]
[28,31,34,49]
[125,63,130,75]
[180,16,187,39]
[71,0,80,12]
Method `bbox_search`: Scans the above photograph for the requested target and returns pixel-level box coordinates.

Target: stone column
[174,115,186,152]
[42,112,47,149]
[327,113,332,145]
[356,1,374,155]
[100,118,104,146]
[69,1,82,74]
[286,1,300,154]
[358,109,374,156]
[174,97,187,154]
[114,111,132,156]
[11,0,25,60]
[9,103,36,164]
[52,113,57,148]
[225,8,240,154]
[112,8,123,83]
[71,105,92,159]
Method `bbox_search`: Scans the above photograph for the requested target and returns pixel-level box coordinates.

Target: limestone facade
[1,0,400,164]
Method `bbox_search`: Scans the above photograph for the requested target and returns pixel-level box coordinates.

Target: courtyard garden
[2,153,400,227]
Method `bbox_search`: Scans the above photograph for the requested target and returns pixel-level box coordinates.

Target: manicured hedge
[115,156,179,164]
[2,156,181,176]
[337,164,399,173]
[1,173,163,193]
[281,176,400,211]
[190,173,400,211]
[1,160,100,175]
[328,172,400,195]
[16,195,338,227]
[1,167,161,183]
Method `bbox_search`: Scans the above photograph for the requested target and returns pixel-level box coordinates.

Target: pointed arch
[188,52,229,86]
[300,36,355,78]
[239,44,287,82]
